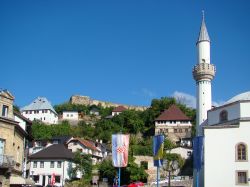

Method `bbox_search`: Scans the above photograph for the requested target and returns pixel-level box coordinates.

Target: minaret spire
[197,11,210,44]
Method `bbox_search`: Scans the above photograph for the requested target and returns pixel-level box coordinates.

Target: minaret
[193,12,216,136]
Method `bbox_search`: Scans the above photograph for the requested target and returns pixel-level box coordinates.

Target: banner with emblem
[112,134,130,167]
[153,135,164,167]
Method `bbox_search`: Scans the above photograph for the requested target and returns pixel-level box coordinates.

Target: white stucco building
[29,144,73,187]
[204,92,250,187]
[62,111,79,121]
[21,97,58,124]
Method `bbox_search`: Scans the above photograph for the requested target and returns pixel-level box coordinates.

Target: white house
[62,111,79,121]
[21,97,58,124]
[155,105,192,144]
[29,144,74,187]
[111,105,126,116]
[204,91,250,187]
[66,138,103,165]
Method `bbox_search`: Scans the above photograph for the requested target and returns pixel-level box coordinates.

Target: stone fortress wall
[70,95,148,111]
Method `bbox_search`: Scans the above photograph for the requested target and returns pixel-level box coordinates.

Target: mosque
[193,13,250,187]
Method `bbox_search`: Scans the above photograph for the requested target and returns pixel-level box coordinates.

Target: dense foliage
[98,157,148,185]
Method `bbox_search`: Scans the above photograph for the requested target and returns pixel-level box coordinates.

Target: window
[50,161,54,168]
[179,129,182,133]
[220,110,228,123]
[40,161,44,168]
[44,117,45,121]
[55,176,61,183]
[236,171,248,185]
[236,143,247,161]
[29,111,32,114]
[33,175,39,183]
[174,129,177,133]
[141,161,148,170]
[26,111,28,114]
[185,129,188,133]
[57,161,62,168]
[2,105,8,117]
[33,161,37,168]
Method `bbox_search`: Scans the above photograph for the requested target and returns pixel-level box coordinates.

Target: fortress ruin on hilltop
[70,95,148,111]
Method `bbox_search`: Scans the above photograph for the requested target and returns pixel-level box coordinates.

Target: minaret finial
[202,10,205,20]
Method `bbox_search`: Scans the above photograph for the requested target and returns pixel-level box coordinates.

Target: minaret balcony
[193,63,216,81]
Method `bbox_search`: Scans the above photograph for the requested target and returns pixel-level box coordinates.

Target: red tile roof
[74,138,98,151]
[155,105,190,121]
[112,105,127,112]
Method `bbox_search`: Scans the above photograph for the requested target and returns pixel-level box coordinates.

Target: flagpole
[196,169,199,187]
[118,167,121,187]
[157,166,159,187]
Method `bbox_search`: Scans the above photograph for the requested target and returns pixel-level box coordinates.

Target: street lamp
[162,160,178,187]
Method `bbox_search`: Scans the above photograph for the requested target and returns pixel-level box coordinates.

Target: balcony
[0,154,15,168]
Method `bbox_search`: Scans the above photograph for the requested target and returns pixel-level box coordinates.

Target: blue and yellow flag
[153,135,164,167]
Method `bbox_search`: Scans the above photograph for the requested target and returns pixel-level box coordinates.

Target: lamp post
[162,160,178,187]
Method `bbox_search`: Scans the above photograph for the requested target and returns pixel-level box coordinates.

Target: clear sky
[1,0,249,108]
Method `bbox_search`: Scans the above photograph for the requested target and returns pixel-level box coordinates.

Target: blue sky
[1,0,249,108]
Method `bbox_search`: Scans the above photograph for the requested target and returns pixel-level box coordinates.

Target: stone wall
[134,156,157,182]
[70,95,148,111]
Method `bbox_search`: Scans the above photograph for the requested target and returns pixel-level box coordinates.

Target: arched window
[219,110,228,122]
[236,143,247,161]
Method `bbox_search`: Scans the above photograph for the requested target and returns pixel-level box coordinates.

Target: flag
[51,173,55,185]
[193,136,204,170]
[112,134,130,167]
[153,135,164,167]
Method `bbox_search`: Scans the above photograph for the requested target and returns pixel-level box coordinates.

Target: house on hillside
[21,97,58,124]
[66,138,103,165]
[29,136,72,155]
[90,108,100,116]
[111,105,126,116]
[62,111,79,121]
[0,90,32,187]
[29,144,74,187]
[155,105,192,144]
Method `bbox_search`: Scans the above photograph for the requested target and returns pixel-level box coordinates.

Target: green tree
[98,159,116,184]
[164,139,176,151]
[31,121,52,139]
[121,156,148,184]
[70,151,92,181]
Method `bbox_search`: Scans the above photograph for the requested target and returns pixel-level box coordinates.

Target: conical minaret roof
[197,11,210,44]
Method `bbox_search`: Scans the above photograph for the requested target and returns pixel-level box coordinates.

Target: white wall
[22,109,58,124]
[208,103,241,125]
[14,115,26,131]
[204,121,250,187]
[62,111,78,120]
[170,147,192,159]
[30,159,72,187]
